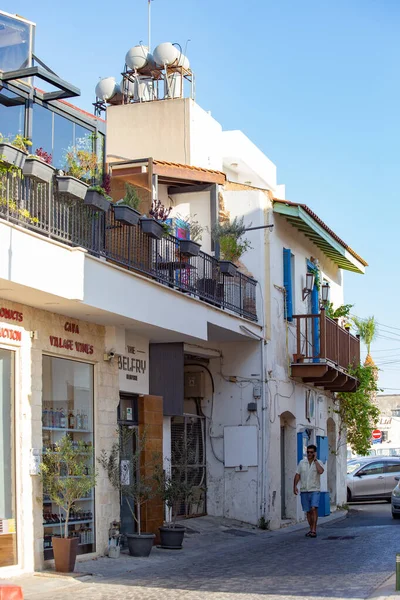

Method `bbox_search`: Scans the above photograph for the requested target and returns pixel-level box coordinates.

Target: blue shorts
[301,492,320,512]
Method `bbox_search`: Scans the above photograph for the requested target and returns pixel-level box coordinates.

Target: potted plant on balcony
[175,213,203,257]
[84,185,112,212]
[23,147,55,184]
[98,428,160,558]
[57,140,97,200]
[0,133,31,169]
[39,435,97,573]
[211,216,252,276]
[140,199,172,240]
[114,183,142,225]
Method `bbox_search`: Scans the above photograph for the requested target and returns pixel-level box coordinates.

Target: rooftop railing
[0,173,257,321]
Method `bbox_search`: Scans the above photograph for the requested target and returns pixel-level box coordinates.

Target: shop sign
[0,326,22,342]
[49,336,94,355]
[119,335,148,394]
[0,307,23,322]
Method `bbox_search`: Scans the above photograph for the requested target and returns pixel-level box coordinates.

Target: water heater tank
[95,77,120,101]
[120,77,136,98]
[177,53,190,70]
[153,42,179,67]
[125,45,152,71]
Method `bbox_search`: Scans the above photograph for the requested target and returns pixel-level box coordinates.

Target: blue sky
[5,0,400,391]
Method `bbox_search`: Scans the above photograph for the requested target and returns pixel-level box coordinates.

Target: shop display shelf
[43,519,94,527]
[42,427,91,433]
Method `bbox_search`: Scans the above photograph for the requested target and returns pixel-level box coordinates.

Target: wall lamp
[302,272,315,300]
[321,281,330,305]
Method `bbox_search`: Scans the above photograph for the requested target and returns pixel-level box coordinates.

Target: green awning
[273,202,366,274]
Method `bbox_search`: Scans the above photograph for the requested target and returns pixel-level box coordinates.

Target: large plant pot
[140,217,164,240]
[23,157,55,184]
[220,260,237,277]
[126,533,155,557]
[179,239,201,257]
[159,525,185,549]
[57,176,88,201]
[84,190,111,212]
[0,142,27,169]
[52,536,79,573]
[114,204,141,226]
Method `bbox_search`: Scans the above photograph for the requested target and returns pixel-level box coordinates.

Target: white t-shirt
[296,458,322,492]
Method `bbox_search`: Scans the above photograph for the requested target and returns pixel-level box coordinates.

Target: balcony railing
[293,311,360,370]
[0,173,257,321]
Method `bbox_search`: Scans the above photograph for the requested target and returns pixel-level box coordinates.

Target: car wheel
[392,512,400,519]
[347,488,352,502]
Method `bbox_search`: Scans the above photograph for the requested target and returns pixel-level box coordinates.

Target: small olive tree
[39,435,97,538]
[98,428,159,535]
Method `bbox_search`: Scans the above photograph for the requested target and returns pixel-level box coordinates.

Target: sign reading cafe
[118,337,148,394]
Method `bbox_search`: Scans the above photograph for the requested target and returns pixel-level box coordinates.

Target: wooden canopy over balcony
[291,310,360,392]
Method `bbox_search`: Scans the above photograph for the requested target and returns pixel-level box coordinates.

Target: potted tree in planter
[99,428,159,557]
[57,139,98,201]
[39,435,97,573]
[140,199,172,240]
[0,133,31,169]
[23,147,55,184]
[114,183,142,225]
[212,216,252,276]
[175,213,203,257]
[153,440,197,550]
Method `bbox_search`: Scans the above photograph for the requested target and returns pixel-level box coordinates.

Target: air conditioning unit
[184,371,205,398]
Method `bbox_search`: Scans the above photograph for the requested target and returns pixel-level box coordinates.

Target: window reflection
[0,13,33,72]
[0,88,25,140]
[32,103,53,161]
[53,113,74,170]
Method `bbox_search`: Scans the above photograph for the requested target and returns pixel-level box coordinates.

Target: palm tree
[352,315,378,368]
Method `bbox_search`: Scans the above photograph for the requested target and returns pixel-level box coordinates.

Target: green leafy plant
[87,185,112,200]
[258,516,269,530]
[175,213,203,243]
[335,364,380,456]
[39,435,97,538]
[325,303,354,320]
[64,134,98,181]
[116,183,141,211]
[352,315,377,356]
[0,197,39,224]
[98,428,160,535]
[0,133,32,153]
[211,216,252,263]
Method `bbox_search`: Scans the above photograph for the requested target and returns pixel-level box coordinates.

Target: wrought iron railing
[0,173,257,321]
[292,310,360,370]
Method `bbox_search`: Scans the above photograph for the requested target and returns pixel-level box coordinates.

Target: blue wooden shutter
[297,431,304,463]
[317,436,329,463]
[283,248,293,321]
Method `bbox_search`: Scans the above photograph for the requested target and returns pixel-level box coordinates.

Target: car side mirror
[395,477,400,481]
[356,470,366,477]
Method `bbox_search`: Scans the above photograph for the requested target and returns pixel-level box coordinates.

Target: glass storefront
[42,356,95,559]
[0,349,17,567]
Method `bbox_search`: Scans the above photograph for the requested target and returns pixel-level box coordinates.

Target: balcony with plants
[291,302,360,392]
[0,145,257,322]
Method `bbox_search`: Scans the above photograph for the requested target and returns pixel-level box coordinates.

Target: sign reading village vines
[118,336,148,394]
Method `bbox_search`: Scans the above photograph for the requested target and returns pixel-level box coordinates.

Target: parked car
[346,457,400,502]
[391,477,400,519]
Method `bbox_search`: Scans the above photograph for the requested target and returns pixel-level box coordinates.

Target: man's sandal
[305,531,313,537]
[309,532,317,538]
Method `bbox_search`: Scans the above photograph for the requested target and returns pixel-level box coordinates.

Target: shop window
[42,356,95,559]
[0,87,25,140]
[32,103,53,159]
[0,349,17,567]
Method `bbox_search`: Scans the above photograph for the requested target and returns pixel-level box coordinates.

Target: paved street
[9,504,400,600]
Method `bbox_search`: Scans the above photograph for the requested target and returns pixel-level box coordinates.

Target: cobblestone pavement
[10,507,400,600]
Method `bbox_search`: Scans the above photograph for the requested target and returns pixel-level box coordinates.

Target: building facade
[0,13,368,577]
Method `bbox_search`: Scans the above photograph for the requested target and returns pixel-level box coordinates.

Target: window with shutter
[283,248,293,321]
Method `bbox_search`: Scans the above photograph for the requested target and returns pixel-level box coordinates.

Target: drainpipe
[260,336,267,520]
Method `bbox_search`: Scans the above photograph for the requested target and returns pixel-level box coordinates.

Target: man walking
[293,444,324,538]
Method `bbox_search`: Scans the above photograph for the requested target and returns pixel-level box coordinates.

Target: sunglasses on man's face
[307,451,314,454]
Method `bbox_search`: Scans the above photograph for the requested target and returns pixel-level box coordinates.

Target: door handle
[378,476,384,479]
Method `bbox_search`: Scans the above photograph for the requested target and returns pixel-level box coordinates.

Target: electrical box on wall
[184,371,205,398]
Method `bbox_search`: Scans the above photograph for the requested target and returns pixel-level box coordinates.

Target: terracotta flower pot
[52,536,79,573]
